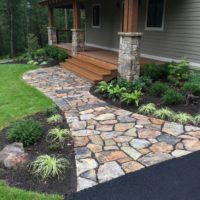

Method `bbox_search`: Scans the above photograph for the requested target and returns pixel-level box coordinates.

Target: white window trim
[92,4,101,29]
[145,0,166,31]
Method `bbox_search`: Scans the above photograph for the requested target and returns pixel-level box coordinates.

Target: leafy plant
[108,84,126,101]
[7,119,42,146]
[121,90,143,106]
[47,128,71,147]
[45,46,68,62]
[95,81,110,94]
[27,33,39,54]
[194,114,200,125]
[46,107,59,117]
[154,108,174,120]
[47,114,63,124]
[174,113,194,125]
[138,103,156,115]
[149,81,169,97]
[143,63,162,80]
[167,59,190,85]
[31,155,70,180]
[162,89,185,105]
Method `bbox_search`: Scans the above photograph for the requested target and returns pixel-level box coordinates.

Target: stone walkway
[23,67,200,192]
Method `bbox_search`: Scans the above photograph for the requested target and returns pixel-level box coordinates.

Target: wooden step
[67,58,112,76]
[60,62,103,84]
[76,54,117,71]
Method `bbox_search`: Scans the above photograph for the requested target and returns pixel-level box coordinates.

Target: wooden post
[48,6,54,27]
[73,0,80,29]
[123,0,138,32]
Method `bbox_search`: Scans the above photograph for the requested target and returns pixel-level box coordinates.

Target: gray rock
[157,134,180,146]
[75,147,91,159]
[130,139,151,149]
[117,116,136,123]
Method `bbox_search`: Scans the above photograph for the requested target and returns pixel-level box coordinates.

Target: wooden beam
[48,6,54,27]
[73,0,80,29]
[123,0,138,32]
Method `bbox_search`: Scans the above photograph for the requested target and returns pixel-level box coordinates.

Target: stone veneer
[71,29,85,56]
[47,27,57,45]
[118,32,142,81]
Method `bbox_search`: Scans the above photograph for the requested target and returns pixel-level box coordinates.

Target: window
[92,5,100,28]
[145,0,165,30]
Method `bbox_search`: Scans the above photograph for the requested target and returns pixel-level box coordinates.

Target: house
[39,0,200,83]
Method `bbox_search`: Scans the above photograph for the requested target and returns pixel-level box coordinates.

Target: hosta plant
[153,108,174,120]
[47,128,71,147]
[47,114,63,124]
[174,113,194,125]
[121,90,143,106]
[194,114,200,125]
[108,84,126,101]
[31,155,70,180]
[138,103,156,115]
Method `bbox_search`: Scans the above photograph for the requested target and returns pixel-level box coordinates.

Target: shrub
[46,107,59,117]
[34,48,46,57]
[182,82,200,96]
[45,46,68,62]
[95,81,110,94]
[138,103,156,115]
[47,128,71,147]
[143,63,162,80]
[47,114,63,124]
[108,84,126,101]
[27,33,39,54]
[7,119,42,146]
[149,81,169,97]
[31,155,70,180]
[174,113,194,125]
[154,108,174,120]
[162,89,185,105]
[121,90,143,106]
[167,59,190,85]
[194,114,200,125]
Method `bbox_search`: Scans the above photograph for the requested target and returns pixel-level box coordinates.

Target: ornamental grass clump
[47,114,63,124]
[31,155,70,180]
[153,108,174,120]
[174,113,194,125]
[7,119,42,146]
[138,103,156,115]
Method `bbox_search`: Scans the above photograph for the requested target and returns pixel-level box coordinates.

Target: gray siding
[85,0,122,49]
[139,0,200,64]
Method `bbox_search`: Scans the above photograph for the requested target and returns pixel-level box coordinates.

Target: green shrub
[149,81,169,97]
[47,114,63,124]
[182,82,200,96]
[143,63,162,80]
[121,90,143,106]
[34,48,46,57]
[27,33,39,54]
[167,59,190,85]
[31,155,70,180]
[174,113,194,125]
[138,103,156,115]
[95,81,110,94]
[7,119,42,146]
[162,89,185,105]
[154,108,174,120]
[45,46,68,62]
[108,84,126,101]
[194,114,200,125]
[46,107,59,117]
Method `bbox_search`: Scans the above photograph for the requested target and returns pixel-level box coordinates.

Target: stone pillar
[118,32,142,81]
[71,29,85,56]
[47,27,57,46]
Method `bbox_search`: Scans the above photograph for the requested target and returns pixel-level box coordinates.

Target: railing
[56,29,72,44]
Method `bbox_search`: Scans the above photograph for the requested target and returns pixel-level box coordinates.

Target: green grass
[0,181,63,200]
[0,64,54,129]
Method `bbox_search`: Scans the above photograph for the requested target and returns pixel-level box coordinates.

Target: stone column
[47,27,57,46]
[118,32,142,81]
[71,29,85,56]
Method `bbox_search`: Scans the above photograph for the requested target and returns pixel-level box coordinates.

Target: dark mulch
[0,109,77,197]
[90,86,200,116]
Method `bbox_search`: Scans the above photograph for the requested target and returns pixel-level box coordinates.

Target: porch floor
[55,43,163,66]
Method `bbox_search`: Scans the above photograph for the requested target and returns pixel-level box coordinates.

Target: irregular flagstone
[130,139,151,149]
[121,147,141,160]
[96,151,127,163]
[162,122,184,136]
[138,152,172,167]
[77,177,97,191]
[97,161,125,183]
[122,161,144,173]
[138,128,161,139]
[24,67,200,192]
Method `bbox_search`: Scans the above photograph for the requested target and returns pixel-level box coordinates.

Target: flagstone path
[23,67,200,191]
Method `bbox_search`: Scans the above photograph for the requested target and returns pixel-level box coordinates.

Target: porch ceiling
[38,0,84,8]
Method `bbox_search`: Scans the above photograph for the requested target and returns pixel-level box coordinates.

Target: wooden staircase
[60,54,117,84]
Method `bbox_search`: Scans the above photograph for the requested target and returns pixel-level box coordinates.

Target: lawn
[0,181,63,200]
[0,64,54,129]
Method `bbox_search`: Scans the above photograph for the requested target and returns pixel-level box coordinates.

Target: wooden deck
[56,43,163,83]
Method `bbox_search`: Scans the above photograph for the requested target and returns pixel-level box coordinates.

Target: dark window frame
[92,4,101,28]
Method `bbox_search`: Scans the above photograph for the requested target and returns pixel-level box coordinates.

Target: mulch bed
[0,109,77,197]
[90,86,200,116]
